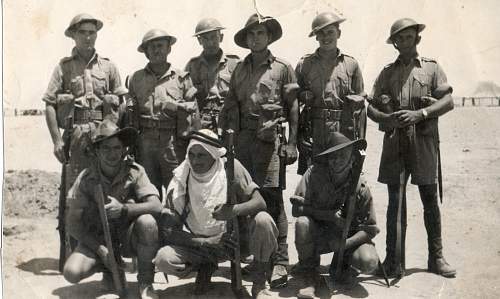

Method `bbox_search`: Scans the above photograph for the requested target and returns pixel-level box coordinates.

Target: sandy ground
[3,108,500,298]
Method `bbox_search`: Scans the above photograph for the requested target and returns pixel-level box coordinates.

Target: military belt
[139,117,176,130]
[310,108,342,121]
[73,108,103,125]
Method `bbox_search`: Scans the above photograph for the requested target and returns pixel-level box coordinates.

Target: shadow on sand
[17,257,60,276]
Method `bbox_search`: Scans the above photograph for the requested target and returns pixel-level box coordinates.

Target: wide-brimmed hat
[138,29,177,53]
[65,13,103,38]
[189,129,222,148]
[234,14,282,49]
[316,132,366,157]
[91,120,138,147]
[386,18,425,44]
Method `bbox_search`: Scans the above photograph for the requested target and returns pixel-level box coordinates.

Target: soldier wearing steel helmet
[368,18,456,278]
[295,11,367,176]
[220,13,299,297]
[42,13,126,271]
[185,18,239,133]
[127,29,200,197]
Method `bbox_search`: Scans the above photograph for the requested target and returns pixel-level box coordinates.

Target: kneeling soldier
[154,129,279,298]
[63,120,162,299]
[291,132,379,298]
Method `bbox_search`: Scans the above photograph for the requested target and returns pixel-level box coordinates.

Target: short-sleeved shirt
[294,164,378,239]
[185,51,239,111]
[371,55,449,185]
[227,50,296,121]
[128,64,196,123]
[166,159,259,236]
[295,49,364,109]
[42,48,123,120]
[67,161,159,242]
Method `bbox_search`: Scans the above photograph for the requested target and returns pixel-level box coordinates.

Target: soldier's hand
[97,245,112,270]
[105,196,124,220]
[201,233,225,249]
[54,140,66,163]
[212,204,236,221]
[392,110,423,127]
[292,204,305,217]
[285,144,298,165]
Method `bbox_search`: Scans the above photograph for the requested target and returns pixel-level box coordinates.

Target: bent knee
[63,263,85,284]
[153,246,184,274]
[295,216,314,240]
[134,214,158,243]
[352,244,379,274]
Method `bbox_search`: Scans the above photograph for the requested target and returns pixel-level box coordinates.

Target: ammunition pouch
[56,94,75,129]
[176,102,201,139]
[311,108,342,149]
[73,108,103,125]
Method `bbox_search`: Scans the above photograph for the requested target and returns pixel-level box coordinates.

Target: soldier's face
[246,24,270,52]
[73,22,97,52]
[393,27,418,54]
[145,39,171,64]
[96,137,126,168]
[198,31,223,56]
[316,24,340,51]
[327,146,353,183]
[188,144,215,174]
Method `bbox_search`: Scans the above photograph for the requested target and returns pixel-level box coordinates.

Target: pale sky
[3,0,500,109]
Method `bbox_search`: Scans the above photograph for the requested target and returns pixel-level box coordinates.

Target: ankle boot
[194,262,218,295]
[252,261,272,299]
[421,184,456,278]
[297,270,318,299]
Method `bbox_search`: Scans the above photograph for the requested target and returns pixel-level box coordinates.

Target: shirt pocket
[91,71,108,96]
[412,73,431,106]
[217,72,231,97]
[70,76,85,97]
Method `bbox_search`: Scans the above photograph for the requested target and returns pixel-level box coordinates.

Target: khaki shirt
[295,49,364,109]
[67,161,159,244]
[185,51,239,111]
[128,64,196,121]
[371,55,449,185]
[294,164,378,239]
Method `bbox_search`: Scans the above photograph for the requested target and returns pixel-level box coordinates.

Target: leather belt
[73,108,103,125]
[139,117,175,129]
[310,108,342,121]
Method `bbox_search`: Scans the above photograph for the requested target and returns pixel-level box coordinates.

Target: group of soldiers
[42,10,456,299]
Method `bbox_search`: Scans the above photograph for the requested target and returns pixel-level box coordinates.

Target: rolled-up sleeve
[234,159,259,203]
[42,65,64,106]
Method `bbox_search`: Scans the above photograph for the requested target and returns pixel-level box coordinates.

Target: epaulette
[421,57,437,63]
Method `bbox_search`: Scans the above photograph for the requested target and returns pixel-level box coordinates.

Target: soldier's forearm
[162,228,204,248]
[306,207,343,228]
[345,230,372,250]
[125,196,162,220]
[45,104,63,144]
[233,189,266,217]
[367,104,392,124]
[424,93,454,118]
[68,223,102,253]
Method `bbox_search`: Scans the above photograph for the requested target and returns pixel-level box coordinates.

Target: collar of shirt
[199,49,228,67]
[88,161,130,188]
[70,47,99,67]
[311,47,345,61]
[144,62,176,80]
[242,50,276,68]
[395,53,423,67]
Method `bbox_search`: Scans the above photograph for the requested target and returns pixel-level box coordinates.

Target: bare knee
[63,260,86,284]
[352,244,378,274]
[295,216,314,243]
[134,214,159,244]
[253,211,275,230]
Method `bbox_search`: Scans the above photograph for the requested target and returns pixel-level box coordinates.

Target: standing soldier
[295,12,366,175]
[128,29,199,195]
[368,18,456,278]
[42,13,125,270]
[221,13,298,289]
[185,18,239,133]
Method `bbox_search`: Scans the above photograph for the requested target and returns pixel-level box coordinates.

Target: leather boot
[420,184,456,278]
[194,262,218,295]
[252,261,272,299]
[297,270,318,299]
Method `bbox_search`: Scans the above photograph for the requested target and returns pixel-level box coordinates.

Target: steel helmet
[386,18,425,44]
[309,12,346,37]
[194,18,225,36]
[137,29,177,53]
[64,13,103,38]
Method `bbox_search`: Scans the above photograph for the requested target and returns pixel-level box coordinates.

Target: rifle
[94,161,127,297]
[277,117,287,189]
[58,115,74,273]
[224,129,244,296]
[330,139,367,282]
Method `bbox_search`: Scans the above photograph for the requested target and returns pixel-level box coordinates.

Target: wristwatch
[421,108,428,119]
